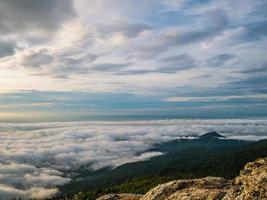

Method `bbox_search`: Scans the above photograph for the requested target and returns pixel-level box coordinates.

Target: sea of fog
[0,118,267,199]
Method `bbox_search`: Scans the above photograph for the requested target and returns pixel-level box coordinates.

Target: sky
[0,0,267,121]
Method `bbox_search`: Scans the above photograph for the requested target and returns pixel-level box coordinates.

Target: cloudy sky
[0,0,267,121]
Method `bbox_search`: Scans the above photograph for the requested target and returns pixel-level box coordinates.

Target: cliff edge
[97,157,267,200]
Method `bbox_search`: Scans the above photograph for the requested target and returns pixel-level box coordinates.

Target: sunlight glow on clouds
[0,0,266,94]
[0,0,266,120]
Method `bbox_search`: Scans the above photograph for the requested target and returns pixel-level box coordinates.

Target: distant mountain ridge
[199,131,225,139]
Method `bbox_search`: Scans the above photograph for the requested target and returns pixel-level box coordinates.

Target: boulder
[97,193,143,200]
[140,177,229,200]
[223,157,267,200]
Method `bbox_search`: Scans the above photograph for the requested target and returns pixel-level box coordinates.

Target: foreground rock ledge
[97,157,267,200]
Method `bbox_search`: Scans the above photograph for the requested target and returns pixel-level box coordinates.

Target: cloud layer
[0,0,266,121]
[0,0,266,95]
[0,119,267,199]
[0,0,75,35]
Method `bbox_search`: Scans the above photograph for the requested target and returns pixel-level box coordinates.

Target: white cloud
[165,94,267,102]
[0,184,58,200]
[0,163,70,199]
[226,135,267,141]
[0,0,265,95]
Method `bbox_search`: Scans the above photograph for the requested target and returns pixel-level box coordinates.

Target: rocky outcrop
[223,157,267,200]
[97,157,267,200]
[140,177,229,200]
[97,194,143,200]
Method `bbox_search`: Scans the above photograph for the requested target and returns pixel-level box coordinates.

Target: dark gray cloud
[192,74,213,79]
[221,75,267,94]
[160,9,228,46]
[238,63,267,74]
[62,53,98,66]
[231,75,267,88]
[115,54,195,75]
[62,57,83,66]
[41,62,132,78]
[116,54,195,75]
[0,0,75,35]
[27,52,101,78]
[22,49,53,68]
[116,69,155,75]
[132,9,229,59]
[90,63,132,72]
[157,54,195,72]
[0,40,16,58]
[244,21,267,40]
[206,53,235,67]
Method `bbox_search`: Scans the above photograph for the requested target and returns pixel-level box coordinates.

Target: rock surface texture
[140,177,229,200]
[97,157,267,200]
[222,157,267,200]
[97,194,143,200]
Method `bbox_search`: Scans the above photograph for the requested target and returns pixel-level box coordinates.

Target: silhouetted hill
[199,131,225,139]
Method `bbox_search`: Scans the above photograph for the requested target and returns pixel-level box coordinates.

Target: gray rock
[140,177,229,200]
[223,157,267,200]
[97,193,143,200]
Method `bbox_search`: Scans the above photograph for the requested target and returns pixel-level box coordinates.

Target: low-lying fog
[0,119,267,199]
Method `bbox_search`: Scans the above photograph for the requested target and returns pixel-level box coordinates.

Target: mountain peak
[199,131,224,139]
